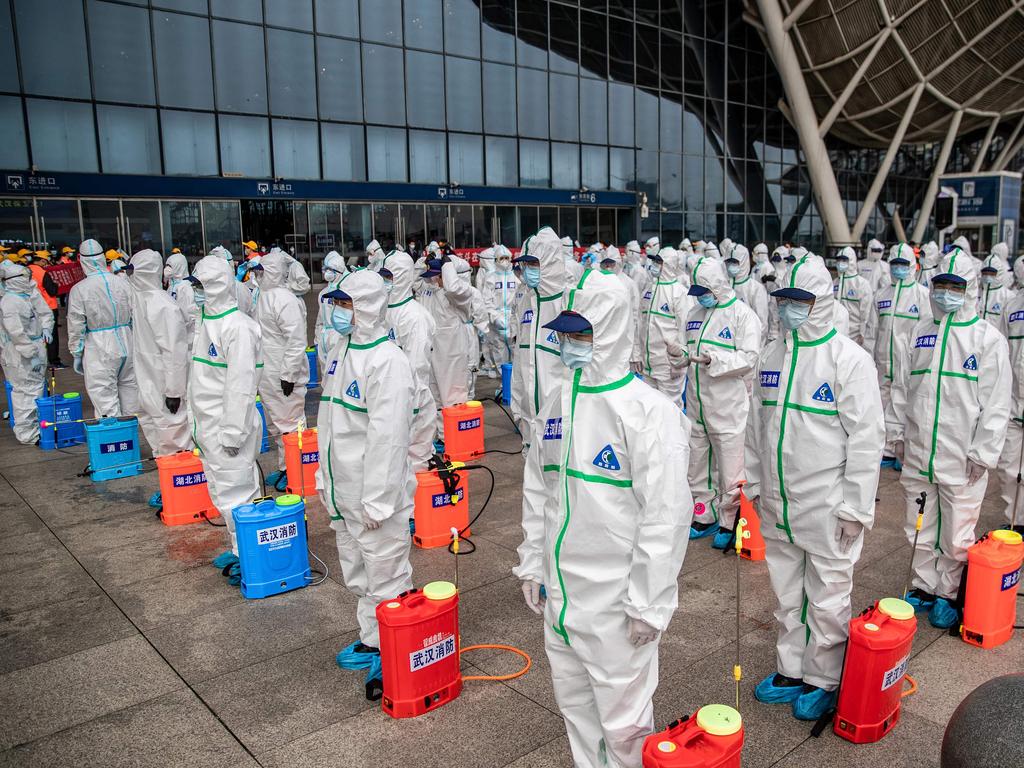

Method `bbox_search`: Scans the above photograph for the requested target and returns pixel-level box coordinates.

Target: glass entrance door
[0,198,38,248]
[80,200,124,251]
[121,200,162,254]
[36,199,81,253]
[241,200,296,250]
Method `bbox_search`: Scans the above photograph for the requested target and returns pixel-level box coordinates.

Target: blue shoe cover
[928,597,959,629]
[432,440,445,454]
[904,589,936,612]
[212,550,239,569]
[409,517,416,534]
[893,459,903,472]
[754,673,804,704]
[148,491,162,509]
[266,469,285,487]
[336,641,379,671]
[274,473,288,492]
[793,686,837,721]
[712,529,734,550]
[881,457,897,468]
[225,562,241,586]
[364,654,384,701]
[689,522,720,540]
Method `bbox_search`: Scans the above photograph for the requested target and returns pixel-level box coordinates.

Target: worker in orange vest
[29,251,63,367]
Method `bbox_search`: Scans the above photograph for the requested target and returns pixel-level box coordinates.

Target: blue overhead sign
[1,170,636,207]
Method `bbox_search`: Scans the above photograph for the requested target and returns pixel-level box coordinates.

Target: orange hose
[901,674,918,698]
[459,644,532,682]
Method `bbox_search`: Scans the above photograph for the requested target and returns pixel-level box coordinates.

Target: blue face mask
[559,337,593,369]
[726,264,740,278]
[697,293,717,309]
[323,268,339,283]
[383,280,393,294]
[330,305,354,335]
[779,301,811,330]
[931,288,964,315]
[891,265,911,281]
[647,263,662,278]
[193,288,205,306]
[523,265,541,288]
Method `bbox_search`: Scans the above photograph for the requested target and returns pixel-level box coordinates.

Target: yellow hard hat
[34,250,51,261]
[243,240,258,251]
[171,247,181,254]
[0,245,9,252]
[61,246,74,254]
[105,249,120,261]
[16,248,30,257]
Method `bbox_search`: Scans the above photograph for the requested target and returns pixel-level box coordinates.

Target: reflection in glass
[400,204,425,247]
[203,201,242,255]
[426,204,448,242]
[80,200,123,250]
[267,29,316,118]
[449,134,483,185]
[582,145,608,190]
[160,201,203,261]
[609,148,634,191]
[550,74,579,142]
[0,2,16,92]
[481,1,514,63]
[444,0,480,59]
[579,208,597,246]
[273,119,320,179]
[483,63,516,135]
[538,206,557,231]
[496,206,517,245]
[608,84,634,146]
[97,105,161,175]
[371,203,399,250]
[0,96,27,169]
[552,143,579,190]
[367,127,407,182]
[451,205,474,249]
[519,207,538,240]
[548,2,579,74]
[211,0,262,22]
[306,202,341,271]
[406,51,445,130]
[363,45,406,124]
[36,199,82,254]
[213,21,268,113]
[446,57,482,133]
[519,140,550,188]
[598,207,616,245]
[317,37,363,122]
[409,130,447,184]
[486,137,517,187]
[517,68,548,139]
[516,0,547,69]
[474,205,495,246]
[361,0,402,45]
[343,203,372,262]
[579,11,607,78]
[405,0,441,48]
[635,89,658,151]
[266,0,312,30]
[660,153,682,210]
[15,0,90,98]
[121,200,162,253]
[580,79,608,145]
[316,0,359,37]
[558,207,577,241]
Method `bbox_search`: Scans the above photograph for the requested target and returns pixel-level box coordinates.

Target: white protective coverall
[381,251,436,472]
[165,251,198,348]
[255,250,310,472]
[317,269,415,647]
[285,252,311,297]
[67,240,139,418]
[1013,252,1024,291]
[953,234,984,272]
[996,288,1024,526]
[729,244,770,346]
[365,238,384,270]
[859,239,891,298]
[977,243,1013,331]
[455,256,489,397]
[475,246,496,292]
[684,257,762,530]
[918,241,940,287]
[128,249,190,456]
[480,249,518,368]
[511,227,567,443]
[638,247,691,404]
[888,247,1011,600]
[419,255,475,412]
[187,254,263,553]
[747,254,884,690]
[313,250,349,370]
[514,270,692,768]
[834,246,876,349]
[562,236,583,289]
[0,262,53,443]
[600,245,642,371]
[210,246,256,317]
[751,243,775,283]
[873,248,931,457]
[623,240,645,284]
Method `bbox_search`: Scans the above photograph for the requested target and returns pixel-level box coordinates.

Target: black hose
[491,395,521,436]
[447,463,495,556]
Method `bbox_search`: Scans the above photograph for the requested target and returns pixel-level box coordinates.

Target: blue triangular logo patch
[963,354,978,371]
[660,302,670,312]
[327,360,337,375]
[387,327,396,341]
[908,304,918,313]
[993,303,1002,312]
[812,382,835,403]
[718,327,732,340]
[593,444,621,471]
[345,380,360,398]
[546,330,558,344]
[208,343,217,358]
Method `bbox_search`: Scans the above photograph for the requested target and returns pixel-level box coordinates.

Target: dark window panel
[481,0,515,63]
[517,0,547,70]
[578,11,607,78]
[448,133,483,185]
[582,144,608,189]
[212,20,267,113]
[361,0,402,45]
[608,15,633,83]
[362,45,405,124]
[549,74,579,142]
[607,1,632,20]
[321,122,366,181]
[267,29,316,119]
[219,114,271,177]
[317,36,363,122]
[266,0,313,31]
[405,50,445,129]
[519,140,549,187]
[483,62,516,135]
[88,1,155,105]
[26,99,98,172]
[366,126,407,182]
[409,129,447,184]
[211,0,261,22]
[580,78,608,145]
[635,88,658,151]
[660,31,682,93]
[633,0,658,25]
[517,67,548,139]
[446,57,482,133]
[161,109,218,175]
[608,82,633,146]
[405,0,442,49]
[0,96,28,168]
[609,147,633,190]
[634,25,658,89]
[444,0,480,59]
[552,142,579,189]
[272,118,319,179]
[15,0,90,98]
[154,12,215,110]
[486,136,517,186]
[548,2,579,75]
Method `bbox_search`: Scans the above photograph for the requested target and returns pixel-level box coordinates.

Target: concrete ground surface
[2,364,1022,767]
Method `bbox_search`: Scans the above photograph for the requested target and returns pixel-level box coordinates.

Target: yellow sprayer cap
[991,529,1023,546]
[467,400,482,408]
[423,581,457,600]
[275,494,301,507]
[696,704,742,736]
[878,597,915,621]
[63,392,79,398]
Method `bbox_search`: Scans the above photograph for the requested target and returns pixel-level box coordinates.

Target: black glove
[165,397,180,414]
[439,254,452,265]
[281,380,294,397]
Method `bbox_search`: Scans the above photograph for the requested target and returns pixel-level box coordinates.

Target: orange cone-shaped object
[737,490,766,561]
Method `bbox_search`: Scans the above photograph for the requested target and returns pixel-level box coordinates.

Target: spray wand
[733,516,745,711]
[903,491,927,600]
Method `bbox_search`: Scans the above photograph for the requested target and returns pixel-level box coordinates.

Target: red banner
[46,262,85,296]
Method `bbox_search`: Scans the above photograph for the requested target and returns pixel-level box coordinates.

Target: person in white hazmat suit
[598,245,642,373]
[977,243,1013,332]
[210,245,256,317]
[475,245,496,292]
[255,250,310,491]
[364,238,384,270]
[317,270,415,701]
[746,253,884,721]
[187,254,263,586]
[1013,252,1024,291]
[888,246,1010,628]
[682,257,762,547]
[313,250,348,371]
[511,227,566,448]
[0,260,53,444]
[562,235,583,288]
[873,245,930,469]
[418,253,475,434]
[952,234,984,272]
[636,247,691,403]
[514,270,692,768]
[480,247,517,369]
[829,247,875,349]
[452,255,488,396]
[285,252,311,297]
[623,240,645,283]
[726,244,770,346]
[918,241,940,287]
[751,243,775,283]
[859,239,891,297]
[67,239,139,418]
[127,250,191,508]
[164,251,198,347]
[379,251,436,472]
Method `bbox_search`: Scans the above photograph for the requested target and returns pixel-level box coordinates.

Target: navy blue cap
[771,287,816,301]
[932,273,967,285]
[889,257,911,266]
[378,267,393,280]
[322,288,351,301]
[542,310,592,334]
[688,284,710,296]
[647,253,664,263]
[512,253,540,264]
[186,275,202,286]
[980,265,998,273]
[419,258,443,279]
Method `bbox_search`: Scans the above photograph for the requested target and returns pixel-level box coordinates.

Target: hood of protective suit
[886,242,919,280]
[452,254,471,278]
[936,247,979,321]
[691,255,735,303]
[644,236,660,256]
[866,239,884,262]
[259,250,290,290]
[784,254,835,342]
[366,239,382,258]
[478,247,496,271]
[679,238,693,255]
[1014,253,1024,287]
[771,245,789,263]
[521,226,565,297]
[192,253,237,315]
[952,235,973,259]
[982,245,1011,289]
[128,249,163,293]
[703,242,721,260]
[624,240,642,265]
[80,251,108,277]
[79,239,103,259]
[560,236,574,259]
[323,250,346,276]
[344,269,389,344]
[752,243,769,263]
[920,241,940,269]
[600,245,623,274]
[165,252,189,281]
[495,244,511,260]
[570,271,632,387]
[381,250,416,304]
[658,247,684,281]
[0,260,33,293]
[730,244,752,281]
[719,239,733,259]
[838,245,859,274]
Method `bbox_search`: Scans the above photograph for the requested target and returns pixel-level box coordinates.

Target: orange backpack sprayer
[643,520,746,767]
[736,490,765,561]
[413,457,470,549]
[440,401,484,461]
[961,529,1023,649]
[283,428,318,498]
[156,451,219,526]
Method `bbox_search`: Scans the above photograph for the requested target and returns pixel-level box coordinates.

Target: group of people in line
[0,227,1018,768]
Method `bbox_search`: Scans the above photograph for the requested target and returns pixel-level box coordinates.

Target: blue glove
[73,354,83,375]
[42,329,53,344]
[236,262,248,281]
